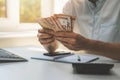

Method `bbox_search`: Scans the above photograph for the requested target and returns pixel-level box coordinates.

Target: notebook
[31,52,99,64]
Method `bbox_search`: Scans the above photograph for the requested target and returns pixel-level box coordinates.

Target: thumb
[38,29,54,35]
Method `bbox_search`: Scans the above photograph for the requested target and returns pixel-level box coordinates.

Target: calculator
[72,63,114,74]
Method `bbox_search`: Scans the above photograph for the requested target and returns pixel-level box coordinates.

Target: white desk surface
[0,46,120,80]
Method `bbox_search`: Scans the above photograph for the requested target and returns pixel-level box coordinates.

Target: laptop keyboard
[0,48,28,62]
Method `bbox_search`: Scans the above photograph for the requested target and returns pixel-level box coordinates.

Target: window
[0,0,54,31]
[20,0,41,23]
[0,0,68,31]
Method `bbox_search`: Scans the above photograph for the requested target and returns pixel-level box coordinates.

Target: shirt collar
[88,0,104,6]
[96,0,105,6]
[87,0,106,14]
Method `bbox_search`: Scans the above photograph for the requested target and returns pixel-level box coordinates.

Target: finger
[60,42,79,51]
[38,29,54,35]
[37,33,53,39]
[60,42,74,50]
[39,38,55,45]
[56,37,76,45]
[55,32,78,38]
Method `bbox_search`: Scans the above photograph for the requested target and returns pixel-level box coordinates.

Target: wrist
[84,39,103,52]
[77,34,94,50]
[82,39,95,51]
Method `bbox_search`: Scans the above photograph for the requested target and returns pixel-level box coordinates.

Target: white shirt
[63,0,120,43]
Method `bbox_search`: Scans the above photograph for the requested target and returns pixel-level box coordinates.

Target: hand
[55,31,89,51]
[37,29,55,45]
[37,29,58,53]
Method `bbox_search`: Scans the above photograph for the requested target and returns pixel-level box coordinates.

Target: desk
[0,46,120,80]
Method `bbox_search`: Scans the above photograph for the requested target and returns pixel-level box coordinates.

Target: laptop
[0,48,28,62]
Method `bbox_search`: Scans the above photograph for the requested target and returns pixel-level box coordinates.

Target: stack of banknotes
[37,14,76,32]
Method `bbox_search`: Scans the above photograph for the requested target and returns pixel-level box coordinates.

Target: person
[37,0,120,60]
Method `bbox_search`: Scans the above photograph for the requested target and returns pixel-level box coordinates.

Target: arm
[55,31,120,60]
[85,38,120,60]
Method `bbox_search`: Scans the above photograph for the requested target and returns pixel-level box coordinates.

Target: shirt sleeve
[62,0,73,15]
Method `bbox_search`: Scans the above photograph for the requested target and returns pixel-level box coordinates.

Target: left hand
[55,31,89,51]
[37,29,55,45]
[37,29,58,53]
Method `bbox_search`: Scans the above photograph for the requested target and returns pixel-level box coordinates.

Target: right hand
[37,29,58,53]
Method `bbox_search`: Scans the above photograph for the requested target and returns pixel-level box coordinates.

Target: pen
[77,55,81,61]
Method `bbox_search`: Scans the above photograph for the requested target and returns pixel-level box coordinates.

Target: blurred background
[0,0,68,48]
